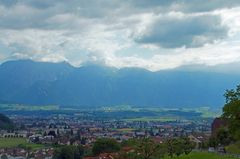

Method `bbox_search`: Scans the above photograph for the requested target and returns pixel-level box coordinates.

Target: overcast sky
[0,0,240,71]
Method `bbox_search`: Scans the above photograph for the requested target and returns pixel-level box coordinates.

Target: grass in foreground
[226,142,240,154]
[165,152,239,159]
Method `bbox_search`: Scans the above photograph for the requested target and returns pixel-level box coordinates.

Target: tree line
[209,84,240,148]
[53,137,195,159]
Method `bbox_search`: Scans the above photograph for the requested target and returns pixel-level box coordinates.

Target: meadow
[124,117,178,122]
[0,104,59,111]
[226,142,240,154]
[0,138,45,150]
[0,138,27,148]
[166,152,239,159]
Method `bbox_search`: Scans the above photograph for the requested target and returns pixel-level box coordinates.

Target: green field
[125,117,177,122]
[20,143,46,150]
[0,138,27,148]
[0,104,59,111]
[0,138,45,150]
[165,152,239,159]
[116,128,135,132]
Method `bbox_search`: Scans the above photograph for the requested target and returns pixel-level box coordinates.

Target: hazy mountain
[0,113,14,130]
[0,60,74,102]
[0,60,239,108]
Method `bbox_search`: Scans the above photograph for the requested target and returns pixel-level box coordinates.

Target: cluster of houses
[0,148,54,159]
[0,114,216,158]
[0,130,27,138]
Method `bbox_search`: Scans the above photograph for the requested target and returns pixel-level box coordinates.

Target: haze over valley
[0,60,239,108]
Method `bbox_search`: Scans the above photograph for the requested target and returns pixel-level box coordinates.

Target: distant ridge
[0,113,14,130]
[0,60,239,108]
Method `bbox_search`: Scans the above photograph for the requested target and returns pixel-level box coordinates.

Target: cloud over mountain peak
[0,0,240,71]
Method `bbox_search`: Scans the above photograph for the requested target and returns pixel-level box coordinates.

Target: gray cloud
[177,0,240,12]
[129,0,240,12]
[0,0,240,70]
[0,0,236,35]
[134,14,228,48]
[0,0,239,31]
[0,0,124,30]
[0,0,17,7]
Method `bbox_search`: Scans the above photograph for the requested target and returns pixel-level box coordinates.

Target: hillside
[0,60,240,108]
[165,152,238,159]
[0,113,14,130]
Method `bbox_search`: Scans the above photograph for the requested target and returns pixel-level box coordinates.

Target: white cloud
[216,7,240,35]
[0,1,240,71]
[108,40,240,71]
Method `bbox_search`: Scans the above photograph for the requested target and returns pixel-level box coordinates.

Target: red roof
[211,118,227,135]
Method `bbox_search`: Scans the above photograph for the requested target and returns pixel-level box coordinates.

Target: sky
[0,0,240,71]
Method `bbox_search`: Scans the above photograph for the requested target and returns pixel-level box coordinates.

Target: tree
[208,136,218,148]
[181,137,194,155]
[48,130,56,137]
[92,138,120,155]
[121,138,138,147]
[53,145,84,159]
[118,138,165,159]
[222,85,240,140]
[78,145,84,156]
[80,137,86,145]
[135,138,164,159]
[54,146,74,159]
[166,139,175,158]
[216,128,232,146]
[117,151,138,159]
[166,138,192,158]
[172,139,184,157]
[224,86,240,103]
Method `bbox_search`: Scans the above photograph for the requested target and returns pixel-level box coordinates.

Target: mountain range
[0,60,239,108]
[0,113,14,130]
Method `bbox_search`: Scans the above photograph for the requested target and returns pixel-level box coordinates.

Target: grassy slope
[0,138,27,148]
[226,142,240,154]
[0,138,45,150]
[165,152,238,159]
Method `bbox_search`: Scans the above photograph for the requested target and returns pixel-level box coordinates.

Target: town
[0,111,215,159]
